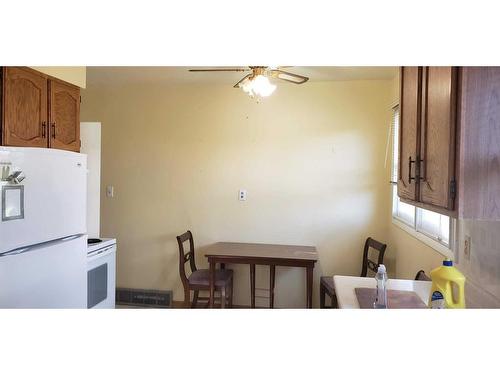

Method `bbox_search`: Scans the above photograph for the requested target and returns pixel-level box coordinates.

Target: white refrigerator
[0,146,87,308]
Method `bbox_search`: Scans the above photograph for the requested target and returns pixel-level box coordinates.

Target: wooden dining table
[204,242,318,308]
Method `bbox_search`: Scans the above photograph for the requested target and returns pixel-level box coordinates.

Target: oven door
[87,245,116,309]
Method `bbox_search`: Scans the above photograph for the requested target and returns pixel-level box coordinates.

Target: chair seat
[188,269,233,288]
[320,276,335,296]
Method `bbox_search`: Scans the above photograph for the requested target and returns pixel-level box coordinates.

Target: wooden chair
[320,237,387,308]
[177,230,233,308]
[414,270,431,281]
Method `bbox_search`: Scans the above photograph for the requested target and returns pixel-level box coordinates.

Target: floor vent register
[116,288,172,308]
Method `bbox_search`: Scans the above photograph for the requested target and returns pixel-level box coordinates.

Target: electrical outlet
[238,189,247,201]
[464,235,471,260]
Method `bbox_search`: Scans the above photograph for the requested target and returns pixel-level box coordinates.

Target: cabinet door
[419,67,458,210]
[2,67,48,147]
[398,67,421,202]
[49,80,80,152]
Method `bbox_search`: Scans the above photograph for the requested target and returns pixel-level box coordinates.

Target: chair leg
[331,293,338,308]
[184,288,191,308]
[320,283,326,309]
[191,290,199,308]
[221,287,226,309]
[228,280,233,308]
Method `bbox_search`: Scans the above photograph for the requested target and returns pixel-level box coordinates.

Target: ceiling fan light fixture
[239,77,254,95]
[252,75,276,97]
[276,72,304,83]
[189,66,308,97]
[239,74,276,98]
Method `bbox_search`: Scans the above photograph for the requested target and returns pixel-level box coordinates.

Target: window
[390,105,452,248]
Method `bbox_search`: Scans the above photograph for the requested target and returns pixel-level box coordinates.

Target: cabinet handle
[408,156,416,183]
[41,121,46,138]
[418,158,425,181]
[51,122,56,139]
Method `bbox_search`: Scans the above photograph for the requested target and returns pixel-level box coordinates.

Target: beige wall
[81,79,395,307]
[30,66,86,88]
[390,225,445,278]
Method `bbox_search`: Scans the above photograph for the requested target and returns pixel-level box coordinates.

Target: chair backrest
[176,230,198,288]
[360,237,387,277]
[414,270,431,281]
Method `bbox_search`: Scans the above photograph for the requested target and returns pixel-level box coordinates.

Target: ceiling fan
[188,66,309,98]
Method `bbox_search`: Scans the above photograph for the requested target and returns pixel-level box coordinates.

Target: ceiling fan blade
[269,69,309,84]
[233,74,252,88]
[189,68,250,72]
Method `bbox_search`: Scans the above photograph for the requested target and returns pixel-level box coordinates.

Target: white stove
[87,238,116,254]
[86,238,116,308]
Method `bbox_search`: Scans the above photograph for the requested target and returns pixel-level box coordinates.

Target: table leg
[209,260,215,308]
[250,263,256,308]
[269,265,275,309]
[306,265,313,308]
[320,282,325,308]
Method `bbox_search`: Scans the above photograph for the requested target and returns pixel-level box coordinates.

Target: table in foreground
[204,242,318,308]
[333,275,432,309]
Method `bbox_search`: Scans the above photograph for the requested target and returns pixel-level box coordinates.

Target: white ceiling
[86,66,398,87]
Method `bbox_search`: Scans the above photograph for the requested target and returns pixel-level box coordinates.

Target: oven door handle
[87,245,116,261]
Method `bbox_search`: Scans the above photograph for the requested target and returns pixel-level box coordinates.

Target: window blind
[391,105,399,184]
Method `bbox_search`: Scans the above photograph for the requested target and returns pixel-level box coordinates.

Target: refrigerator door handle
[0,234,84,257]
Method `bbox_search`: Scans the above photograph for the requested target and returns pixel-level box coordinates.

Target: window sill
[392,217,454,259]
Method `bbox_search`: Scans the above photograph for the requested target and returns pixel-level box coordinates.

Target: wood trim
[398,67,404,185]
[418,67,459,212]
[398,66,422,201]
[15,66,48,80]
[206,255,317,268]
[22,67,80,90]
[420,66,427,184]
[448,67,459,210]
[454,67,464,216]
[1,67,4,146]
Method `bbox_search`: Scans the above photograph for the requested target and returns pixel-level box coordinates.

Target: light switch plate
[464,235,471,260]
[106,185,114,198]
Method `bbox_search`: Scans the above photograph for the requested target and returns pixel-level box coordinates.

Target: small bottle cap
[443,259,453,266]
[378,264,386,273]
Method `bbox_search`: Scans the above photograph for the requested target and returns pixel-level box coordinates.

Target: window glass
[416,208,450,245]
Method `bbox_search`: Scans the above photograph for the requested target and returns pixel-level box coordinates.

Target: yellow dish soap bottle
[429,259,466,308]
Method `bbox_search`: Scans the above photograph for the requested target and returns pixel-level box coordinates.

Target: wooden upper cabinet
[398,67,421,202]
[419,67,458,210]
[48,79,80,152]
[2,67,48,148]
[398,66,459,215]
